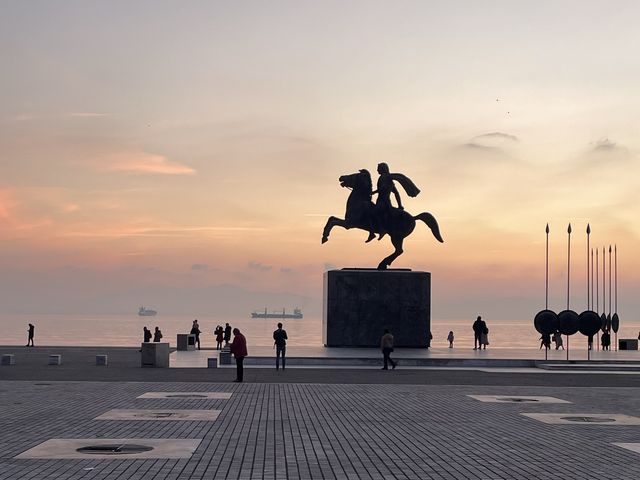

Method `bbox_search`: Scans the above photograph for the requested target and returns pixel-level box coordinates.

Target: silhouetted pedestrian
[215,325,224,350]
[447,331,454,348]
[224,323,232,345]
[480,321,489,350]
[472,316,483,350]
[539,333,551,350]
[26,323,35,347]
[426,331,433,349]
[229,328,248,382]
[153,326,163,342]
[190,319,201,350]
[380,329,396,370]
[553,331,564,350]
[143,326,152,343]
[273,322,288,370]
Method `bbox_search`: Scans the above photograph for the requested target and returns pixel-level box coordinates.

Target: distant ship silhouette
[138,306,157,316]
[251,308,303,319]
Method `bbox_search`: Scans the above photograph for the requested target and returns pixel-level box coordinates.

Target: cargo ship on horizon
[251,308,303,319]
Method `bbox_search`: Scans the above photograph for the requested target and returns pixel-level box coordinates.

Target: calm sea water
[1,314,638,349]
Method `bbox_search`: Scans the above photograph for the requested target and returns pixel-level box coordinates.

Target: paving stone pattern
[0,381,639,479]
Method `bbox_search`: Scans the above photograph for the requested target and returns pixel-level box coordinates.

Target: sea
[1,314,638,349]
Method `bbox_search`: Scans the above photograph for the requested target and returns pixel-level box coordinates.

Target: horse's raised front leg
[377,235,404,270]
[322,216,348,244]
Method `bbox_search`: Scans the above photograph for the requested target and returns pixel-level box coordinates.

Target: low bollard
[1,354,15,366]
[207,357,218,368]
[96,355,108,366]
[48,354,62,366]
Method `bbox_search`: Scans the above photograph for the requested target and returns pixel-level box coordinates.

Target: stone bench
[1,354,15,366]
[96,355,108,366]
[48,354,62,365]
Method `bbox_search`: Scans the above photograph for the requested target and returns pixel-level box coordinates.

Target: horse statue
[321,169,443,269]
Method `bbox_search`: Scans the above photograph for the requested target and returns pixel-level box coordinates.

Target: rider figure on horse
[366,162,421,242]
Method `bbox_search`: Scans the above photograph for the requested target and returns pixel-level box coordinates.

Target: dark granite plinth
[323,269,431,347]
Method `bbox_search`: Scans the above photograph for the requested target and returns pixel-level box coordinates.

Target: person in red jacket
[229,328,248,382]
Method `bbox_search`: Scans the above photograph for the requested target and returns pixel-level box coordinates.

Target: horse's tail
[414,212,444,243]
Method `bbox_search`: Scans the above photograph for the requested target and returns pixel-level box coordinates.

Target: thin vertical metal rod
[615,245,618,313]
[586,224,590,310]
[591,248,594,311]
[596,249,599,312]
[567,223,572,310]
[545,224,549,310]
[602,246,606,318]
[609,246,612,316]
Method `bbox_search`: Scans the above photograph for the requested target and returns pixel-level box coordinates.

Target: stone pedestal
[177,334,196,351]
[141,342,170,368]
[323,269,431,347]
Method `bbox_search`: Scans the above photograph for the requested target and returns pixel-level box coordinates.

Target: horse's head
[339,169,372,195]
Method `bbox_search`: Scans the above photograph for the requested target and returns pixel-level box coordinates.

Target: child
[447,331,454,348]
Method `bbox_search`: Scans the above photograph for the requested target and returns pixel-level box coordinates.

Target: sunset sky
[1,1,639,320]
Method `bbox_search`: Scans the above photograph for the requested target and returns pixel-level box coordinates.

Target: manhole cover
[504,398,539,403]
[166,394,207,399]
[561,416,615,423]
[135,412,183,419]
[76,444,154,455]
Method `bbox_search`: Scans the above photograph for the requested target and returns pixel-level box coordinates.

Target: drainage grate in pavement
[521,413,640,425]
[561,416,616,423]
[76,444,154,455]
[95,409,220,421]
[468,395,570,404]
[15,438,202,459]
[137,391,232,400]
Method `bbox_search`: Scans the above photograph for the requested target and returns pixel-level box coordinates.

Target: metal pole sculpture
[566,223,571,361]
[586,224,591,310]
[534,223,558,361]
[612,245,619,349]
[593,247,598,350]
[545,223,549,310]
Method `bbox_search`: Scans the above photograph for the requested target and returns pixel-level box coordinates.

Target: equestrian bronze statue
[322,163,443,269]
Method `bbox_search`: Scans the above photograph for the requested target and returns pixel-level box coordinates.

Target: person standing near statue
[190,319,201,350]
[224,323,232,345]
[273,322,288,370]
[229,328,248,382]
[380,329,397,370]
[367,162,421,242]
[26,323,35,347]
[472,316,484,350]
[153,326,163,342]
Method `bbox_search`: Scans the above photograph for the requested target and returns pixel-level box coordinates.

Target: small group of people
[142,326,163,343]
[472,316,490,350]
[228,322,288,382]
[539,331,565,350]
[214,323,232,350]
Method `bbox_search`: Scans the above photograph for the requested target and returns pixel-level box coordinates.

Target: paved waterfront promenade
[1,347,640,479]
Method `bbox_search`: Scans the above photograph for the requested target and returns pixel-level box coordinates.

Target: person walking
[153,326,163,342]
[273,322,288,370]
[472,316,483,350]
[553,331,564,350]
[190,319,201,350]
[26,323,35,347]
[380,329,397,370]
[224,323,232,345]
[447,331,454,348]
[143,326,152,343]
[229,328,248,382]
[215,325,224,350]
[539,333,551,350]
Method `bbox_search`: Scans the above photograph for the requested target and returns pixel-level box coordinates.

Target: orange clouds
[98,152,195,175]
